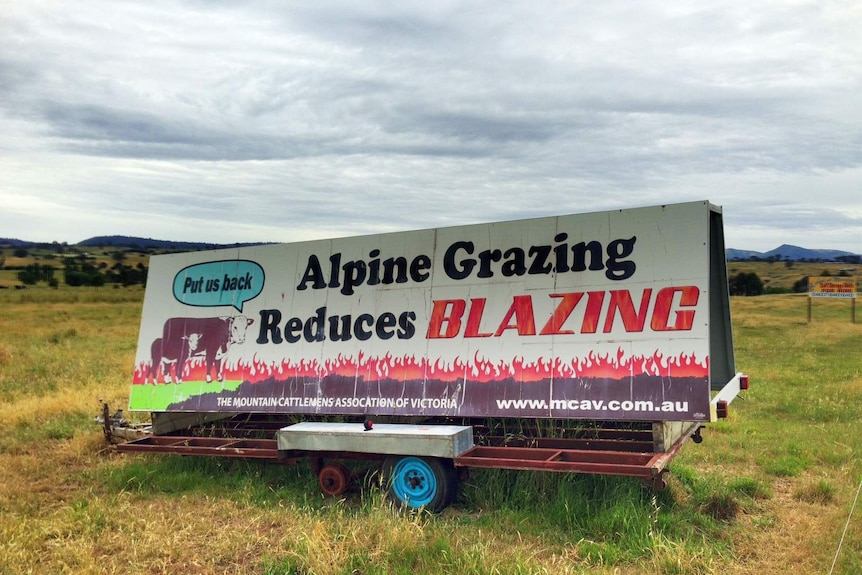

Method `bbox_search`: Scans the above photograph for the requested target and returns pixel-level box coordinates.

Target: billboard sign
[808,277,857,298]
[131,201,722,421]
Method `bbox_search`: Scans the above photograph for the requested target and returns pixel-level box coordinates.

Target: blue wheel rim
[391,457,437,508]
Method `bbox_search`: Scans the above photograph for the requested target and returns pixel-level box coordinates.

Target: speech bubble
[173,260,265,312]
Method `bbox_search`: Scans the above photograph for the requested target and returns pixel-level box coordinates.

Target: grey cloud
[0,1,860,252]
[41,102,201,146]
[730,203,862,232]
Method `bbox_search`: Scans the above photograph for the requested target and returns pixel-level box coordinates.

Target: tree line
[5,248,148,288]
[61,258,148,287]
[728,270,854,296]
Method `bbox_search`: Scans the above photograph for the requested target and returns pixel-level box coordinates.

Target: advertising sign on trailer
[130,201,728,422]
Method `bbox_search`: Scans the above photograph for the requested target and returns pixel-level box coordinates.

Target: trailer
[112,200,748,511]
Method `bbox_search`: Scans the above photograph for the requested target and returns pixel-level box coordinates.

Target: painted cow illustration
[148,316,254,384]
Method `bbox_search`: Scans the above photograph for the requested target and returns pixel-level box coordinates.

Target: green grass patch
[48,327,78,345]
[44,418,77,441]
[793,479,837,505]
[670,464,771,524]
[762,454,810,477]
[104,454,322,507]
[727,476,772,499]
[0,412,92,451]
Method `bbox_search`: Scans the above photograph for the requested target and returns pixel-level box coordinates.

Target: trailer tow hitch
[95,400,150,444]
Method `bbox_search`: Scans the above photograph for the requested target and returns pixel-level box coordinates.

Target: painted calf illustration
[149,316,254,384]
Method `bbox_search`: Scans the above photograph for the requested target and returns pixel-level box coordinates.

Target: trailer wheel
[382,456,457,513]
[318,462,351,497]
[651,473,668,491]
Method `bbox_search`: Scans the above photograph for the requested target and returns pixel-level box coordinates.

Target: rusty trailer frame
[117,436,283,460]
[113,417,702,491]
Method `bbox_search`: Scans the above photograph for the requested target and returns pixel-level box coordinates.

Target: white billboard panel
[131,201,720,422]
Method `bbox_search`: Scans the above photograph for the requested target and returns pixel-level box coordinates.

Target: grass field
[0,286,859,574]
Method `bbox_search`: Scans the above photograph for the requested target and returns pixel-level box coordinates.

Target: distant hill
[0,238,33,247]
[763,244,857,261]
[0,236,269,251]
[726,244,859,262]
[78,236,223,251]
[725,248,762,260]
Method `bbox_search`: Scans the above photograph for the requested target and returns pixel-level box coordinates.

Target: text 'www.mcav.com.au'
[495,398,690,413]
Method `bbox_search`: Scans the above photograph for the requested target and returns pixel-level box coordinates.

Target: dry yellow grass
[704,296,861,575]
[0,287,860,574]
[0,441,634,575]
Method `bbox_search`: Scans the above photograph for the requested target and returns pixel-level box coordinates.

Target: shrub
[729,272,764,296]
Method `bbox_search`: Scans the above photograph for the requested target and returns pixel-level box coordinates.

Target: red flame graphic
[133,348,708,385]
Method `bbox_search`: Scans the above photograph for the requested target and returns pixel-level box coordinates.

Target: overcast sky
[2,1,860,253]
